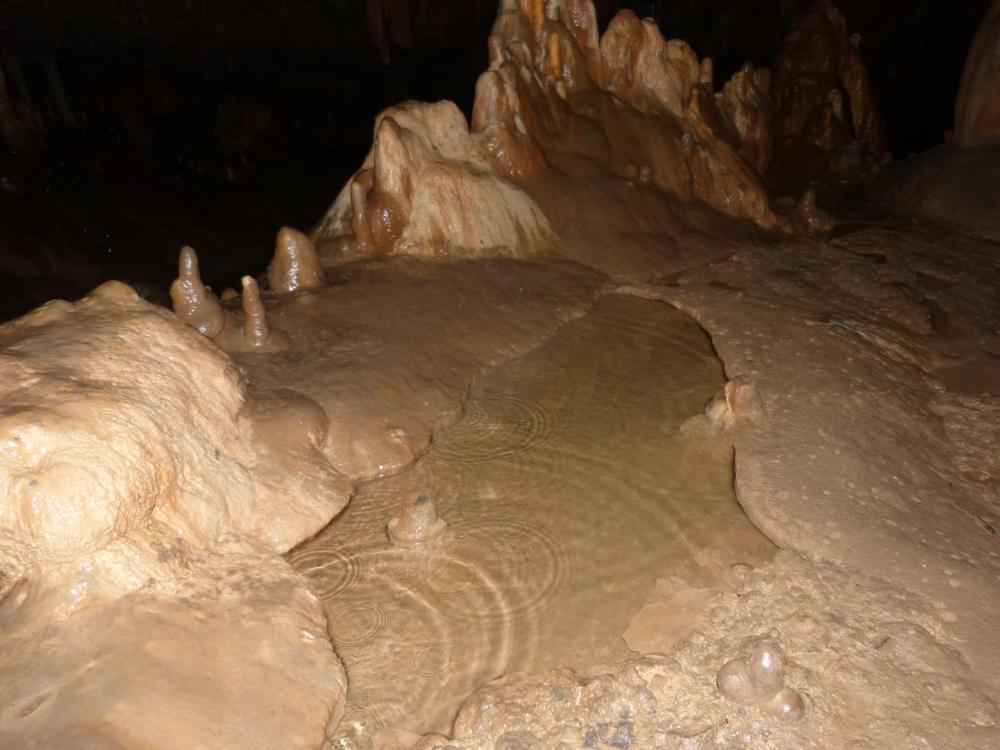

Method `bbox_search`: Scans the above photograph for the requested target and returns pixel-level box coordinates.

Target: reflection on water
[287,295,775,744]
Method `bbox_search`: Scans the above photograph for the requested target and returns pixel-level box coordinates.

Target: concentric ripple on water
[288,294,775,745]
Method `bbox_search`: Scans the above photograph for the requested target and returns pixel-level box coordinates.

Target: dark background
[0,0,989,320]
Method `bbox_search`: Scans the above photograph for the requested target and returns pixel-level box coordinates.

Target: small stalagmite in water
[387,494,448,545]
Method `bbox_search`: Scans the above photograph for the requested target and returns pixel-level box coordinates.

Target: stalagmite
[718,63,771,174]
[768,0,886,190]
[313,0,797,265]
[387,494,447,545]
[241,275,270,346]
[169,245,225,338]
[267,226,325,294]
[350,170,376,255]
[796,187,833,232]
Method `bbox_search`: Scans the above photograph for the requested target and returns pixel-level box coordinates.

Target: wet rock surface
[421,551,998,749]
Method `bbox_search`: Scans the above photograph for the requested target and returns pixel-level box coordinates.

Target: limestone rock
[768,0,887,191]
[955,0,1000,145]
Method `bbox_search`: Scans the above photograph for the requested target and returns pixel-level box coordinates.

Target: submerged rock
[387,494,448,545]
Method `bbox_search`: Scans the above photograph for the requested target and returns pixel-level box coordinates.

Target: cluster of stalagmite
[312,99,555,261]
[170,226,327,353]
[313,0,824,263]
[767,0,886,190]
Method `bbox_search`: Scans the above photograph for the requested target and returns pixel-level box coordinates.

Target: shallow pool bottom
[288,294,775,745]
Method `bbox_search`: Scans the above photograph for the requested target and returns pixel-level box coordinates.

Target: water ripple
[433,393,558,464]
[328,601,389,648]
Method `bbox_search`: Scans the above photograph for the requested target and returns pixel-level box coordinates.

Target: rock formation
[0,282,350,747]
[387,494,448,545]
[3,1,1000,749]
[955,0,1000,145]
[717,640,805,719]
[877,0,1000,239]
[314,0,799,268]
[767,0,887,191]
[268,227,326,294]
[170,245,225,337]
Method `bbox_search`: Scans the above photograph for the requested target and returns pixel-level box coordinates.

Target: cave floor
[289,294,775,742]
[2,197,999,750]
[269,213,1000,749]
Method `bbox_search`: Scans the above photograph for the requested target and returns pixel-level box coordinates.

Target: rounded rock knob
[387,494,447,546]
[748,639,786,698]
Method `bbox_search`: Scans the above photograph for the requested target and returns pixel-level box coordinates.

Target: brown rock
[956,0,1000,144]
[169,245,225,338]
[768,0,886,190]
[268,226,325,294]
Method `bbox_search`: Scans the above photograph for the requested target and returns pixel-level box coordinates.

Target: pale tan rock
[0,285,349,748]
[718,63,771,174]
[7,2,1000,748]
[623,577,722,654]
[313,101,553,261]
[705,375,764,431]
[231,257,604,479]
[374,727,424,750]
[429,553,997,749]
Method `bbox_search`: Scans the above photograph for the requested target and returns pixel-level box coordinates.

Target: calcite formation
[268,226,326,294]
[0,282,350,747]
[955,0,1000,145]
[312,99,555,261]
[3,1,1000,749]
[878,0,1000,239]
[767,0,886,190]
[717,640,805,719]
[387,494,447,545]
[314,0,797,268]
